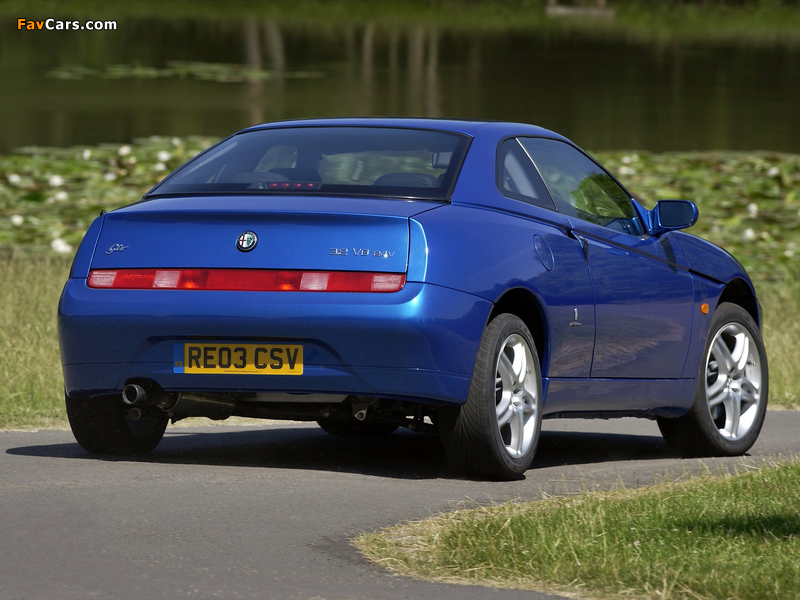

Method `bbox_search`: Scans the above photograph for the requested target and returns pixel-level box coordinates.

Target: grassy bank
[0,253,71,429]
[356,460,800,599]
[0,140,798,427]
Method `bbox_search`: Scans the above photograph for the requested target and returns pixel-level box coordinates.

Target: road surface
[2,412,797,599]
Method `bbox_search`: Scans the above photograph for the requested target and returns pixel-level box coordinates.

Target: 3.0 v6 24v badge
[329,248,395,257]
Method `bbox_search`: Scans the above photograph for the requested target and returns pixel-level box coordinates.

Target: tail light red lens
[87,269,406,293]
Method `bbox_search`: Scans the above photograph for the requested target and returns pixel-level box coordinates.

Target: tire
[658,302,768,457]
[439,314,543,480]
[65,392,169,455]
[316,419,398,437]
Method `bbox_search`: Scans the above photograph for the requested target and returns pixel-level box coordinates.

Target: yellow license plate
[173,343,303,375]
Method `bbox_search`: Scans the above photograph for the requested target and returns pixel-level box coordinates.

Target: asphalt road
[2,412,798,600]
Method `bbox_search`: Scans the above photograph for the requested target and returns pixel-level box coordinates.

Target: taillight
[87,269,406,293]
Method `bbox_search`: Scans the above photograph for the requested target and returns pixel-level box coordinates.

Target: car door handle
[567,229,589,261]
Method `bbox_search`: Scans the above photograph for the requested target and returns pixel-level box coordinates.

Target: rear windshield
[148,126,471,201]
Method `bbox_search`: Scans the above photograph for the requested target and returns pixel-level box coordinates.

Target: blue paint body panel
[58,118,762,420]
[59,279,488,403]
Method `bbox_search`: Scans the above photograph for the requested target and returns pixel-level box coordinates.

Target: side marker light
[701,303,709,314]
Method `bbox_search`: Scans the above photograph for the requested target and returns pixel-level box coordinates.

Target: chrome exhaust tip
[122,384,147,406]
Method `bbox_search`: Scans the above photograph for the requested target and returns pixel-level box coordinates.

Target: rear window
[148,126,470,201]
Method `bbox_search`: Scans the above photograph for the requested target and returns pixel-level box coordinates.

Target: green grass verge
[0,252,71,428]
[0,141,798,428]
[355,460,800,599]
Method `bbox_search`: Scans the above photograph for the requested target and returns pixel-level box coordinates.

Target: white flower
[7,173,21,185]
[104,172,117,182]
[48,174,64,187]
[51,238,73,254]
[55,191,69,201]
[172,137,181,146]
[127,156,137,164]
[768,166,779,177]
[10,215,23,226]
[157,151,171,162]
[154,162,166,172]
[621,154,639,164]
[82,149,91,160]
[785,248,796,258]
[618,166,636,176]
[743,228,756,242]
[118,145,131,157]
[747,203,758,218]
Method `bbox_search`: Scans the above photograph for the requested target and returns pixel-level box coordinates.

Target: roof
[239,117,567,141]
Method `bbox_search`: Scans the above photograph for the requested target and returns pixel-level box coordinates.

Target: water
[2,16,799,153]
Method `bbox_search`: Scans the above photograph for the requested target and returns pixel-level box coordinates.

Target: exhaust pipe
[166,393,235,421]
[122,384,148,406]
[122,379,234,421]
[122,380,177,410]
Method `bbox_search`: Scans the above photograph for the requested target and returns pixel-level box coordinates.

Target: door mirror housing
[644,200,698,235]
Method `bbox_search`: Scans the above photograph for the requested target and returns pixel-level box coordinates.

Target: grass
[0,141,798,427]
[0,251,71,429]
[759,277,800,408]
[355,460,800,599]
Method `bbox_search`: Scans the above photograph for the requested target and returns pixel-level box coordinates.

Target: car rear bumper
[58,280,491,405]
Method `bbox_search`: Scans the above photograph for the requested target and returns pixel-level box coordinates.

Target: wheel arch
[487,287,549,375]
[717,277,760,329]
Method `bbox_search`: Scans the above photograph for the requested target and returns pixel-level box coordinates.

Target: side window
[496,139,555,210]
[518,137,643,235]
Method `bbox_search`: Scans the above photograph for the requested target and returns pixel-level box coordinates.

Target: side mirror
[645,200,698,235]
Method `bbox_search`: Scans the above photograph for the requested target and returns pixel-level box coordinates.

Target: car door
[518,137,694,379]
[494,138,596,379]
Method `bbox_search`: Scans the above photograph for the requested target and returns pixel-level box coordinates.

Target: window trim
[515,135,645,236]
[494,136,557,211]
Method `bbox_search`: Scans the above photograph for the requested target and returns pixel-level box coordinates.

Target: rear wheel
[658,302,768,456]
[66,393,168,455]
[439,314,543,480]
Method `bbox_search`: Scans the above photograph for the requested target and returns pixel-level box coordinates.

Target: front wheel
[439,314,543,480]
[66,393,168,455]
[658,302,768,457]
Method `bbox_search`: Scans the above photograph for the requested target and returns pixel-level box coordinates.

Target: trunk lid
[91,195,439,273]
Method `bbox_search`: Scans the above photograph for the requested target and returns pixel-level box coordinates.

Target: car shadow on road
[7,422,674,480]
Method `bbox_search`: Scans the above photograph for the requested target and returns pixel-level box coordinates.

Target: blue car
[59,118,768,480]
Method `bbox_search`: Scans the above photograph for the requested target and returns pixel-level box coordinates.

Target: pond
[2,9,799,153]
